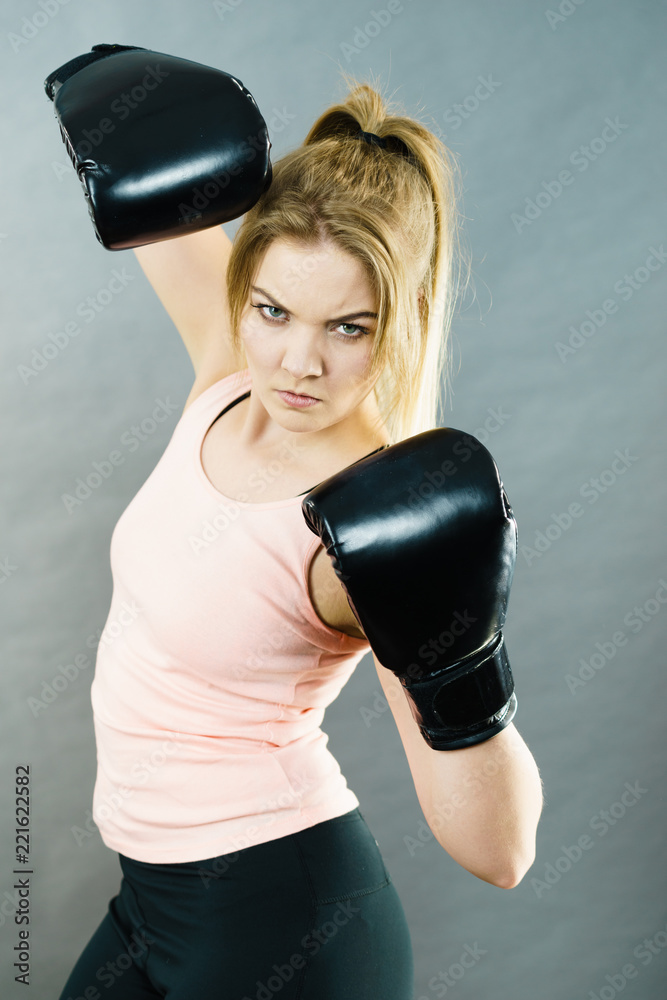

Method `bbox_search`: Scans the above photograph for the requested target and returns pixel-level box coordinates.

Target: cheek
[240,316,273,358]
[345,341,377,384]
[329,359,374,403]
[238,312,253,346]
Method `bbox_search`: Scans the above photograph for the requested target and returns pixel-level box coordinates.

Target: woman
[57,76,542,1000]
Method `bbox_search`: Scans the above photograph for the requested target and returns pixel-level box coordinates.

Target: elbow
[492,870,524,890]
[459,842,536,889]
[488,850,536,890]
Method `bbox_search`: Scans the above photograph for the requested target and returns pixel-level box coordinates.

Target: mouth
[276,388,322,409]
[278,389,320,401]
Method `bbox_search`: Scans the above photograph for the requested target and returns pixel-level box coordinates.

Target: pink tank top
[90,368,373,863]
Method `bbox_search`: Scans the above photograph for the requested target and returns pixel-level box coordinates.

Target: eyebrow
[251,286,378,323]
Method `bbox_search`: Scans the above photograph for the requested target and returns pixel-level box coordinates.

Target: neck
[239,383,389,458]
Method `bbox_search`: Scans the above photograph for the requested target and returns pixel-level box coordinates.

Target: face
[239,238,385,448]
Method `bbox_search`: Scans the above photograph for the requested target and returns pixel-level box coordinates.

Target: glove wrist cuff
[399,634,517,750]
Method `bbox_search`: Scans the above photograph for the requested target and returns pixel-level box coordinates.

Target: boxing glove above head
[302,428,519,751]
[44,43,272,250]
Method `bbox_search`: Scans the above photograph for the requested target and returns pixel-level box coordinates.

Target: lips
[281,390,319,400]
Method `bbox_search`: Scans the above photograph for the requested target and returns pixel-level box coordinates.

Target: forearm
[419,722,543,888]
[374,656,542,888]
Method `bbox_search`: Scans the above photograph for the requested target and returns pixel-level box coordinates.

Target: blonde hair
[226,71,470,444]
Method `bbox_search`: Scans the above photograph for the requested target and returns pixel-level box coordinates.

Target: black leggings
[57,807,414,999]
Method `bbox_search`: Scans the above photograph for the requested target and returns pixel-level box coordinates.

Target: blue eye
[252,303,285,322]
[251,303,370,341]
[264,305,285,320]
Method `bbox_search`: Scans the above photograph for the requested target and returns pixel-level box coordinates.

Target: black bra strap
[208,387,389,497]
[297,444,390,496]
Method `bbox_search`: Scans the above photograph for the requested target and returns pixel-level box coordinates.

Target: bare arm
[372,651,543,888]
[133,225,243,379]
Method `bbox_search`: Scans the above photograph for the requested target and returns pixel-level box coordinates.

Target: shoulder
[182,364,249,415]
[307,543,366,640]
[304,440,391,641]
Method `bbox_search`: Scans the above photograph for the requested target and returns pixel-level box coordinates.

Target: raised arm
[44,43,271,382]
[133,226,243,379]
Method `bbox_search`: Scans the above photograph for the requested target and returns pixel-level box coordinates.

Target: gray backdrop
[2,0,665,997]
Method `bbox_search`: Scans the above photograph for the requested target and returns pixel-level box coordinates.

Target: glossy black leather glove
[44,43,272,249]
[302,428,518,750]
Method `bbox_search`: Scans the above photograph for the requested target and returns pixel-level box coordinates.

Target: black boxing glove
[302,429,518,751]
[44,43,272,250]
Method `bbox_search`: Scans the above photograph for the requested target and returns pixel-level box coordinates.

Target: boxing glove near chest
[302,428,518,750]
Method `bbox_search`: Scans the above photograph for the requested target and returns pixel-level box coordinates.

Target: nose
[280,326,323,380]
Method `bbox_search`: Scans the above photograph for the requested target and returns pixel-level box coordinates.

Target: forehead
[256,239,376,305]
